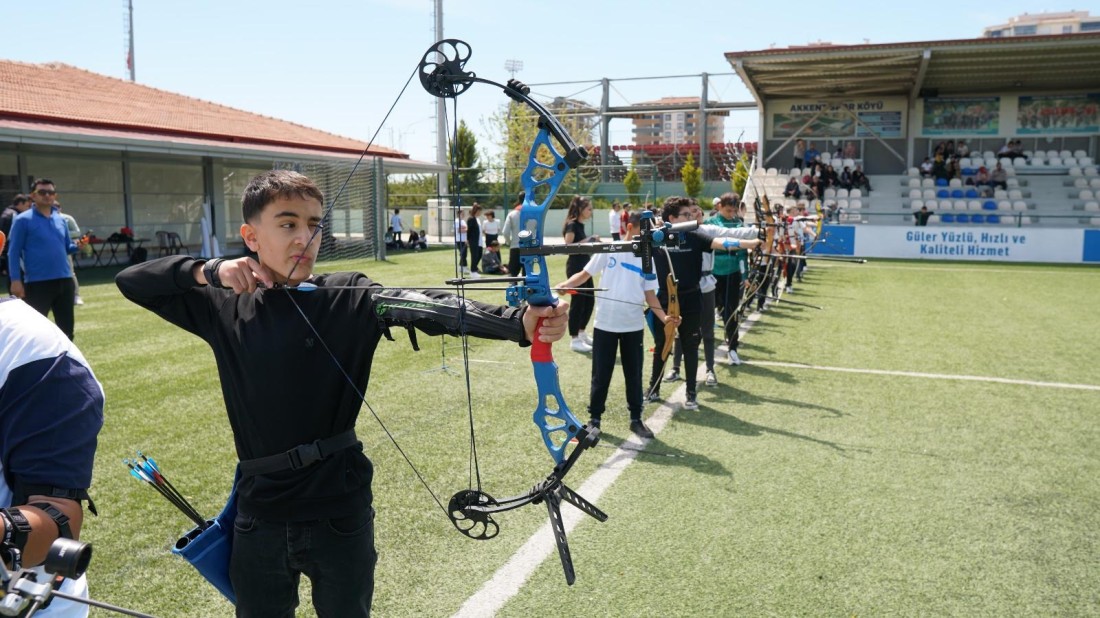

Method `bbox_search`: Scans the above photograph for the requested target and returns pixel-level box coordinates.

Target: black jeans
[458,241,468,268]
[714,272,742,351]
[673,289,716,372]
[507,248,524,277]
[469,244,483,273]
[649,303,702,399]
[566,276,594,337]
[588,328,644,421]
[24,277,76,340]
[230,507,377,617]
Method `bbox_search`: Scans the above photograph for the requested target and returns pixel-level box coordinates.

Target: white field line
[452,306,766,617]
[745,360,1100,392]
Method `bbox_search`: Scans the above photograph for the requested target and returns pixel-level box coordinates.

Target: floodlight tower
[504,59,524,80]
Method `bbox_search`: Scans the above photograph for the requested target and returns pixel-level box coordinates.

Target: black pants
[458,242,468,268]
[230,507,377,618]
[24,277,76,340]
[507,248,524,277]
[484,233,498,246]
[649,304,701,399]
[588,328,644,422]
[714,272,742,351]
[469,244,483,273]
[566,277,595,337]
[672,289,716,372]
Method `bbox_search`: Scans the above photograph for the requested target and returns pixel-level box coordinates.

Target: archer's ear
[241,223,259,252]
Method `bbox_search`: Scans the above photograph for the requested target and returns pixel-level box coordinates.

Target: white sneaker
[468,271,481,279]
[728,349,741,366]
[570,337,592,353]
[704,370,718,387]
[579,331,593,345]
[74,296,85,306]
[683,397,699,411]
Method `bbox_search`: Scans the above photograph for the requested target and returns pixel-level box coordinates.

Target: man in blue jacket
[7,179,80,340]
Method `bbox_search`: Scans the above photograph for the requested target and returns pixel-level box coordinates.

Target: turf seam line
[746,360,1100,391]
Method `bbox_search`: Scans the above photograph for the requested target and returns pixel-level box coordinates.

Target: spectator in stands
[944,140,956,158]
[843,141,858,159]
[839,166,853,190]
[956,140,970,158]
[968,166,990,188]
[803,142,820,167]
[783,176,802,199]
[914,206,933,226]
[919,157,933,178]
[932,155,949,181]
[990,163,1008,190]
[832,145,843,160]
[851,165,871,192]
[824,164,839,189]
[793,139,805,170]
[997,141,1012,157]
[946,158,962,181]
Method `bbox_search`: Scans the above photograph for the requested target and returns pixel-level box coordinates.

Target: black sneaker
[629,420,655,439]
[644,392,661,404]
[587,418,601,429]
[683,396,699,411]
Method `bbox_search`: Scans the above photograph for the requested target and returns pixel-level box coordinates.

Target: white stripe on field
[746,360,1100,392]
[453,306,766,617]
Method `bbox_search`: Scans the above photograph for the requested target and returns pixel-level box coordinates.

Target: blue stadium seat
[970,214,984,224]
[937,189,950,198]
[965,189,979,198]
[951,189,964,198]
[940,213,955,223]
[955,213,969,224]
[982,200,997,210]
[961,167,975,175]
[986,214,1001,223]
[935,178,948,186]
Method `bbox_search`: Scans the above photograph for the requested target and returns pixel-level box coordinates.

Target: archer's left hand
[523,302,569,344]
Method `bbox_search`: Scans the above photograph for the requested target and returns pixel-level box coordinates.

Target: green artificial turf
[58,253,1100,617]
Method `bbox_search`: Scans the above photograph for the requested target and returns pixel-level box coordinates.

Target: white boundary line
[453,306,766,617]
[746,360,1100,392]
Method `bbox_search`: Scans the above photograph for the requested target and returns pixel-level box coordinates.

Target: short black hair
[31,178,54,189]
[242,170,324,222]
[12,194,28,206]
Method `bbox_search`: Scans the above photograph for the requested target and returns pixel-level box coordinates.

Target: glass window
[1013,25,1037,35]
[25,153,124,239]
[221,161,273,248]
[1081,22,1100,32]
[130,161,205,246]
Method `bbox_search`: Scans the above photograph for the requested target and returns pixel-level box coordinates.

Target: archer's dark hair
[31,178,54,190]
[719,192,740,207]
[562,195,591,235]
[514,191,525,206]
[661,196,692,221]
[12,194,28,206]
[242,170,324,222]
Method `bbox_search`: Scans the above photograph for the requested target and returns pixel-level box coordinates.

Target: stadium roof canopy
[725,32,1100,102]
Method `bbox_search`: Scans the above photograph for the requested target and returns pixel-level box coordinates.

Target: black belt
[239,429,360,477]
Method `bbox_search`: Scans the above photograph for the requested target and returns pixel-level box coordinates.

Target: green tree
[484,99,597,208]
[623,164,642,202]
[387,174,437,208]
[681,152,703,198]
[448,120,482,196]
[731,152,750,197]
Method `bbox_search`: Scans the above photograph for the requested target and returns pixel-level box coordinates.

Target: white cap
[712,197,721,206]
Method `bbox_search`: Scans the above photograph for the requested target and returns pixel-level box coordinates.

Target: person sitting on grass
[481,240,508,274]
[115,169,569,617]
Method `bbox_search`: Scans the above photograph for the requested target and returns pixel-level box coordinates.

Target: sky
[1,1,1090,164]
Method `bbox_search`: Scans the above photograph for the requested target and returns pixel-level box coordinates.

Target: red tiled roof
[0,61,407,159]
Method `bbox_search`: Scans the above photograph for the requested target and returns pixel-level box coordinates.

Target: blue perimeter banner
[1084,230,1100,263]
[810,225,1094,264]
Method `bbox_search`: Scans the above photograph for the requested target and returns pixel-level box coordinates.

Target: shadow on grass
[594,432,731,476]
[726,361,799,385]
[676,406,851,455]
[717,382,847,418]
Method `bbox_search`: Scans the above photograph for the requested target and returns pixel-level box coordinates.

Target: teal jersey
[705,214,748,276]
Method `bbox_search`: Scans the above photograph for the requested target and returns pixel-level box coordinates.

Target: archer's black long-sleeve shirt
[116,256,528,520]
